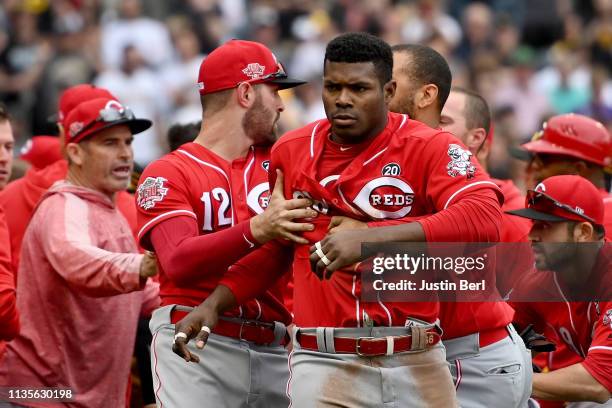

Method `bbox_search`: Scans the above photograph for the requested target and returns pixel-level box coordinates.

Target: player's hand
[250,169,316,245]
[309,228,368,279]
[172,304,219,363]
[139,251,158,279]
[327,216,368,234]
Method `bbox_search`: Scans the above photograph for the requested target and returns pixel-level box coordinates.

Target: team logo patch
[382,163,401,176]
[137,177,169,210]
[604,309,612,329]
[262,160,270,172]
[69,121,84,137]
[353,177,414,219]
[447,144,476,179]
[242,63,265,79]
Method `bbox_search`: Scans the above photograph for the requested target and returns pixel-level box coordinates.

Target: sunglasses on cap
[526,190,596,224]
[237,63,288,86]
[74,106,136,138]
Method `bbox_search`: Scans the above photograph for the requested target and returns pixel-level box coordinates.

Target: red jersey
[136,142,289,324]
[511,245,612,392]
[271,113,503,328]
[0,160,139,275]
[438,179,527,339]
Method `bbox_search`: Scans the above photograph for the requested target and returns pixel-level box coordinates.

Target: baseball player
[507,175,612,405]
[0,84,139,275]
[136,40,310,407]
[175,32,508,407]
[323,45,532,407]
[512,113,611,237]
[510,114,612,405]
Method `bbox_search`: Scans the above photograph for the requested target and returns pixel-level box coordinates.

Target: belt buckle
[355,336,386,357]
[238,320,271,343]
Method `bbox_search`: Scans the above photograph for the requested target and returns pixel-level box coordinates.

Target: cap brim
[269,77,307,90]
[508,146,533,161]
[77,118,153,143]
[518,139,605,166]
[506,208,569,222]
[96,118,152,136]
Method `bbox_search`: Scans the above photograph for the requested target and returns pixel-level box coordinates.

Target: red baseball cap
[19,136,63,169]
[197,39,306,95]
[64,97,152,145]
[54,84,116,127]
[512,113,612,169]
[507,175,605,227]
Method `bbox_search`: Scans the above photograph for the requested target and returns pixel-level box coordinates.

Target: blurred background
[0,0,610,186]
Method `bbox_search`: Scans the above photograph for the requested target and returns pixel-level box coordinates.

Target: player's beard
[389,94,416,119]
[533,241,577,271]
[242,92,278,146]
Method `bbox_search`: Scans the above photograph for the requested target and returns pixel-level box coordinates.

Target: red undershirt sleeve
[149,215,260,286]
[418,188,502,242]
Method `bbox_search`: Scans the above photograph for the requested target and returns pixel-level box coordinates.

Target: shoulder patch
[137,177,169,210]
[604,309,612,330]
[446,144,476,179]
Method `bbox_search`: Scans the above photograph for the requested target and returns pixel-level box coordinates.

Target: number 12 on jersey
[200,188,232,231]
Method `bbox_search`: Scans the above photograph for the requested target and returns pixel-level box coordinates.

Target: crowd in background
[0,0,611,186]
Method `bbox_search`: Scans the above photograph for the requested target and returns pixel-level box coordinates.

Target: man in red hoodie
[0,96,159,408]
[0,84,138,276]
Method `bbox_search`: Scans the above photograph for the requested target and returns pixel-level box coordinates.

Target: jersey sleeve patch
[137,176,169,210]
[446,144,476,179]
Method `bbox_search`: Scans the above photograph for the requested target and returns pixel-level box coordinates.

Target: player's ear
[572,221,595,242]
[466,128,487,153]
[417,84,438,110]
[383,79,396,104]
[236,82,256,109]
[65,142,85,166]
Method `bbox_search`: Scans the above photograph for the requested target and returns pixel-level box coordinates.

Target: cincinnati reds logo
[246,182,269,214]
[353,177,414,219]
[447,144,475,179]
[535,182,546,192]
[105,100,124,111]
[137,177,169,210]
[242,63,265,79]
[604,309,612,330]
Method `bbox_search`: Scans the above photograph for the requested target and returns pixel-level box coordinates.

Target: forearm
[365,221,426,243]
[49,241,144,296]
[151,216,259,285]
[219,241,292,305]
[532,364,611,403]
[199,285,238,314]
